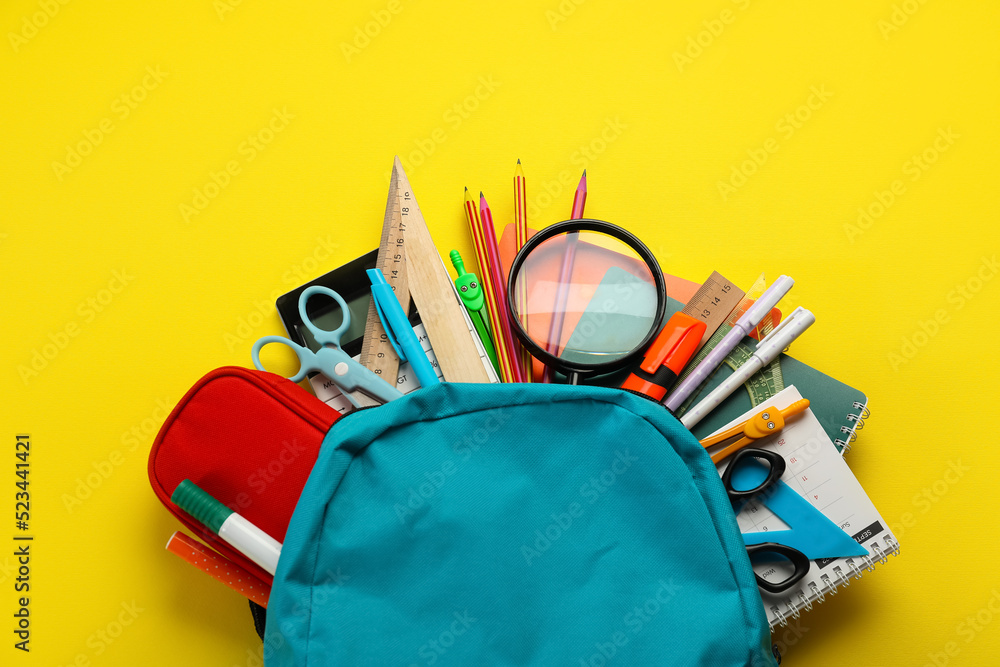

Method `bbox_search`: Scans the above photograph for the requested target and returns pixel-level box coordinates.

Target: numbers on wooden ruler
[695,285,734,316]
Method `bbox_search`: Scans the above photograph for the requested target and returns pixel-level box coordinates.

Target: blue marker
[367,269,440,388]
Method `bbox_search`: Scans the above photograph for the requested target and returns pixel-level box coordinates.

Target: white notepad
[708,385,900,629]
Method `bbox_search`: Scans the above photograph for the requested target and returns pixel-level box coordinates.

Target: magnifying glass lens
[511,226,662,373]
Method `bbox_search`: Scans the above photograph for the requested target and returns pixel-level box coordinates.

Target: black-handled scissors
[720,448,810,595]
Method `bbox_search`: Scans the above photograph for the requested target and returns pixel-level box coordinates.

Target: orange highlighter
[621,313,706,402]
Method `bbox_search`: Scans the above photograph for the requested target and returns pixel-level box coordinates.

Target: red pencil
[513,160,533,381]
[465,187,516,383]
[571,169,587,218]
[541,169,588,383]
[480,192,525,382]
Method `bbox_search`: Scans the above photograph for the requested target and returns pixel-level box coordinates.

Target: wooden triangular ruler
[359,165,407,382]
[393,157,490,383]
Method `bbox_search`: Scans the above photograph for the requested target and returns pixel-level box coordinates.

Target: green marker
[450,250,500,376]
[172,479,281,575]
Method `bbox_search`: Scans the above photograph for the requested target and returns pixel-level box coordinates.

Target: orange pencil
[464,188,517,382]
[513,160,533,381]
[166,531,271,607]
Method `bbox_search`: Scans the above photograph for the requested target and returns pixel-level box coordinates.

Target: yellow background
[2,1,998,664]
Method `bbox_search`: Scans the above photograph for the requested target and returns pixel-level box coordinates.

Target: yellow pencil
[465,187,516,382]
[513,159,533,381]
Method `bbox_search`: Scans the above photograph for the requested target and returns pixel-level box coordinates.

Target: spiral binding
[767,536,900,630]
[820,573,835,597]
[835,401,871,454]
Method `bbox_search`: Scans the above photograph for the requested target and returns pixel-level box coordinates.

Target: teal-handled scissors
[251,286,403,408]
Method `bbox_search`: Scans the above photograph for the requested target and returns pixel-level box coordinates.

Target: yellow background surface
[2,1,998,665]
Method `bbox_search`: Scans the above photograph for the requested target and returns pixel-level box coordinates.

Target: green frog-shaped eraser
[450,250,485,311]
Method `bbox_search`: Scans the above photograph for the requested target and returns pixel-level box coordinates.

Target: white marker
[665,275,795,412]
[680,307,816,430]
[171,479,281,575]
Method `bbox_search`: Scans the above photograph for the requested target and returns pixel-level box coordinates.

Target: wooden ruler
[393,157,491,383]
[674,273,780,417]
[679,270,744,350]
[359,166,407,382]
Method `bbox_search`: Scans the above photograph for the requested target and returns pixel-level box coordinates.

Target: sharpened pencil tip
[465,186,468,192]
[582,169,586,176]
[480,191,484,198]
[517,158,521,164]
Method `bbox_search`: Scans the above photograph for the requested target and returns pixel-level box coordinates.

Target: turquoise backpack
[263,382,777,666]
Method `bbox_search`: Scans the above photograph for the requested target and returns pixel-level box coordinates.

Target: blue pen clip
[368,274,408,363]
[367,269,440,388]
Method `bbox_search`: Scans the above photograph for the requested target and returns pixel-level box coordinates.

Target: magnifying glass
[506,219,666,385]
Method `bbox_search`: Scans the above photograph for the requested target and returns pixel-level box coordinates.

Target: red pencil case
[147,366,339,588]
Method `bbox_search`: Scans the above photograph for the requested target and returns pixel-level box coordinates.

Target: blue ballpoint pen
[664,275,794,413]
[367,269,441,389]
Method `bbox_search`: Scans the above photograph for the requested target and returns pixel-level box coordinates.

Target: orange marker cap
[621,313,707,401]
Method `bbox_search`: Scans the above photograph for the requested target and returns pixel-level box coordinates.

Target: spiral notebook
[710,385,899,629]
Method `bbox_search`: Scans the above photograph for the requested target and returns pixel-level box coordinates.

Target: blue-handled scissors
[251,286,403,408]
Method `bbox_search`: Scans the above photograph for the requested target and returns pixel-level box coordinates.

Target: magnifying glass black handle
[621,312,706,402]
